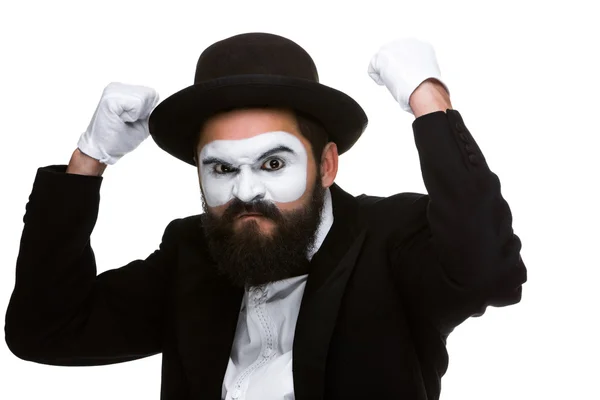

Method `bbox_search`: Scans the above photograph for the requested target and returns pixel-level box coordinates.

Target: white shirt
[221,189,334,400]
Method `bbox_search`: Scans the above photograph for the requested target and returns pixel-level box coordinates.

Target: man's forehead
[199,130,305,159]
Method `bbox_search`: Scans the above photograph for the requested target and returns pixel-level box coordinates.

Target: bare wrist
[66,148,107,176]
[409,78,452,118]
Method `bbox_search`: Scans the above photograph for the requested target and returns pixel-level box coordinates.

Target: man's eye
[262,158,285,171]
[214,164,235,174]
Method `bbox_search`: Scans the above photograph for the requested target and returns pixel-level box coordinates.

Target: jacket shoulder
[161,214,204,244]
[355,191,430,234]
[356,191,429,213]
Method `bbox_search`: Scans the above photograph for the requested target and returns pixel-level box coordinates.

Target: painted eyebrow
[201,145,296,166]
[201,156,229,166]
[255,145,296,162]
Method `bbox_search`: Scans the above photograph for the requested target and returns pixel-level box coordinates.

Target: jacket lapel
[175,235,244,399]
[293,183,368,400]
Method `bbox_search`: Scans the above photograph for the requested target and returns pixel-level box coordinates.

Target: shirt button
[263,348,273,357]
[232,388,241,399]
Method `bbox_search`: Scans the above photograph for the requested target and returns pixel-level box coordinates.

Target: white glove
[77,82,160,165]
[368,37,448,114]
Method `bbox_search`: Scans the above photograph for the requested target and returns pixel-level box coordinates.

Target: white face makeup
[198,131,309,208]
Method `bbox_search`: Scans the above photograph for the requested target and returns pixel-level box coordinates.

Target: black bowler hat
[148,32,368,166]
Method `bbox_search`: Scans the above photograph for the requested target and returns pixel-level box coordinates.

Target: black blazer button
[468,154,478,164]
[459,132,469,143]
[465,143,472,151]
[455,122,463,131]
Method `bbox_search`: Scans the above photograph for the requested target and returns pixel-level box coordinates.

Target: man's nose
[232,166,266,203]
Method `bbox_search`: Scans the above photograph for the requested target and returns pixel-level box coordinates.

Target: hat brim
[148,74,368,166]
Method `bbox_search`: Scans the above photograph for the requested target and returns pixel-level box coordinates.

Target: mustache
[221,197,284,223]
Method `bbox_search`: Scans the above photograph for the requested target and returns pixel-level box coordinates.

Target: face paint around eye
[199,131,309,207]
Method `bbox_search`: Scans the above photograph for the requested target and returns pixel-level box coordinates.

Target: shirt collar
[307,187,334,262]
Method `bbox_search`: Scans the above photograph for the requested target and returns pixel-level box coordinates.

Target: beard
[200,176,326,288]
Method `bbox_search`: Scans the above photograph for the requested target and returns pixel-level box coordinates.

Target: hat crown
[194,32,319,83]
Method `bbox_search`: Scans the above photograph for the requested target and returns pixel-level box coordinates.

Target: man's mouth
[237,213,263,219]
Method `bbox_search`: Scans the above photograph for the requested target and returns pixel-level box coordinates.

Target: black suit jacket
[5,110,527,399]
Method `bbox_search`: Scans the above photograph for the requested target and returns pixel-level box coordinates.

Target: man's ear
[320,142,338,188]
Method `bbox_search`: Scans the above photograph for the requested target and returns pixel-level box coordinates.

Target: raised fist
[77,82,160,165]
[368,38,448,114]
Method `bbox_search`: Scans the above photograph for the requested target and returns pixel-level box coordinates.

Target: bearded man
[5,32,527,400]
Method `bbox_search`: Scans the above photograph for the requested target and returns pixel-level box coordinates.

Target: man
[5,32,527,399]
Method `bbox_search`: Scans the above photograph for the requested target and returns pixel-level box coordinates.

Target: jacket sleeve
[5,165,179,366]
[389,110,527,337]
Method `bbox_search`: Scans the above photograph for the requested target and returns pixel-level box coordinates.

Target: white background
[1,0,598,399]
